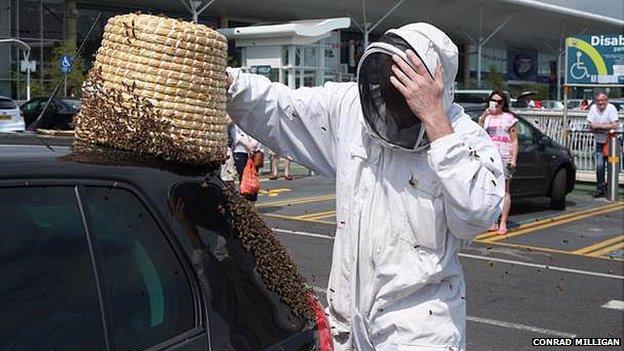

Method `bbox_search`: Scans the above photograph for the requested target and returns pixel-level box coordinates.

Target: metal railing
[516,109,624,172]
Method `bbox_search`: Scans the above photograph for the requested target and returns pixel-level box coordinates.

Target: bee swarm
[220,187,314,319]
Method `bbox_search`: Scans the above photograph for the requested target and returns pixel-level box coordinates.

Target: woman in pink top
[478,91,518,235]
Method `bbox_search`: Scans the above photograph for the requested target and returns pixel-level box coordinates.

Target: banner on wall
[506,49,538,81]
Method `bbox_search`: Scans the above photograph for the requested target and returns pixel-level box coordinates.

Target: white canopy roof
[219,18,351,46]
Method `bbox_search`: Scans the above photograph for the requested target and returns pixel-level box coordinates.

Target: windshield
[60,99,81,111]
[168,181,316,350]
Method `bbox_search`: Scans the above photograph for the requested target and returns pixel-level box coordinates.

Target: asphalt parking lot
[255,174,624,351]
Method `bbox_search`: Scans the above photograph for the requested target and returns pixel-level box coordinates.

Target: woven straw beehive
[75,13,228,165]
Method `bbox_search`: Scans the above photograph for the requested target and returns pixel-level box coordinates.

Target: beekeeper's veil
[357,23,458,151]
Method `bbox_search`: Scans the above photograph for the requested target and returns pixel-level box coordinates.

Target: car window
[0,98,17,109]
[61,99,81,111]
[0,186,106,351]
[83,187,195,351]
[516,119,535,145]
[169,182,310,351]
[21,100,41,112]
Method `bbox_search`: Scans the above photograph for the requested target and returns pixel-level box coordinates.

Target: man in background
[586,91,620,197]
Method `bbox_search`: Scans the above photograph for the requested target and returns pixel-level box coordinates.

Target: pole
[16,0,20,100]
[24,51,31,100]
[477,5,483,87]
[40,0,43,87]
[556,52,562,100]
[477,44,482,87]
[562,85,568,145]
[361,0,369,48]
[606,132,621,202]
[64,75,67,96]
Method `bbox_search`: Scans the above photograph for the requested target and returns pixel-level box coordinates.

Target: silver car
[0,96,25,132]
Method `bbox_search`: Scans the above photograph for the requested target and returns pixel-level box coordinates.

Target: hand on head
[389,50,445,125]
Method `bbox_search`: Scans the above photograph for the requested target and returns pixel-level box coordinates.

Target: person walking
[224,23,504,350]
[230,123,263,202]
[478,90,518,235]
[269,153,292,180]
[586,92,620,197]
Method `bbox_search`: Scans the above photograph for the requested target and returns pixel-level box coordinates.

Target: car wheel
[550,168,567,210]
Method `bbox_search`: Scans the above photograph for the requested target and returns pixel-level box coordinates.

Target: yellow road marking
[590,242,624,257]
[473,240,624,262]
[481,203,624,243]
[296,210,336,220]
[256,194,335,208]
[307,211,337,220]
[262,212,335,225]
[477,202,624,241]
[258,188,292,197]
[573,235,624,254]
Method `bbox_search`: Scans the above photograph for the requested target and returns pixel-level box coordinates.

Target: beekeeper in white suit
[226,23,504,351]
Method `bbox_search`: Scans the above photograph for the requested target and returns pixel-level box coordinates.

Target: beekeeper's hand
[389,50,453,141]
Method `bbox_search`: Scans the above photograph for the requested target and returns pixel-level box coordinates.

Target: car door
[20,99,43,127]
[80,186,207,351]
[512,119,548,196]
[0,186,107,351]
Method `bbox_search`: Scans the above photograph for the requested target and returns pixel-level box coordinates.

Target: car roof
[0,133,219,183]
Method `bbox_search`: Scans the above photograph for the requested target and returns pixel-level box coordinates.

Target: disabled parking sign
[565,34,624,86]
[59,55,73,74]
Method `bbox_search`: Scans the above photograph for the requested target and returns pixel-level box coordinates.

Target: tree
[487,64,505,92]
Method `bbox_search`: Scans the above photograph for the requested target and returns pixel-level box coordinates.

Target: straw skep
[75,13,229,165]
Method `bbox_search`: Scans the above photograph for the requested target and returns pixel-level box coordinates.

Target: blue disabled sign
[60,55,73,74]
[565,34,624,86]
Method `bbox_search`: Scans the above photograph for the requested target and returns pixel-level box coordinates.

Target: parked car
[0,132,330,351]
[0,95,25,132]
[455,89,512,104]
[541,100,565,110]
[607,98,624,112]
[20,97,80,130]
[460,103,576,209]
[512,117,576,209]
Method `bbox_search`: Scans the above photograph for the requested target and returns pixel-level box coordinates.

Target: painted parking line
[273,228,334,239]
[476,239,624,262]
[588,242,624,258]
[466,316,576,338]
[263,212,335,225]
[458,253,624,280]
[475,202,624,241]
[601,300,624,311]
[573,235,624,256]
[296,210,337,220]
[256,193,335,208]
[310,284,576,337]
[272,228,624,280]
[258,188,292,197]
[478,202,624,243]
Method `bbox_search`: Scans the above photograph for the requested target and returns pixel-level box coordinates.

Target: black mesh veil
[357,33,432,150]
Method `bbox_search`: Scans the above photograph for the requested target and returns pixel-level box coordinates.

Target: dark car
[0,133,331,351]
[460,103,576,209]
[512,116,576,209]
[20,97,80,130]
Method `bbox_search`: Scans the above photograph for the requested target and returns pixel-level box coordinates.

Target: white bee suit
[226,23,505,351]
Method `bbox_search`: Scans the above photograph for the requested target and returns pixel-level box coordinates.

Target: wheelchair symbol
[570,51,589,80]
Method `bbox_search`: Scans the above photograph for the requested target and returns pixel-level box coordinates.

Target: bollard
[606,131,621,202]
